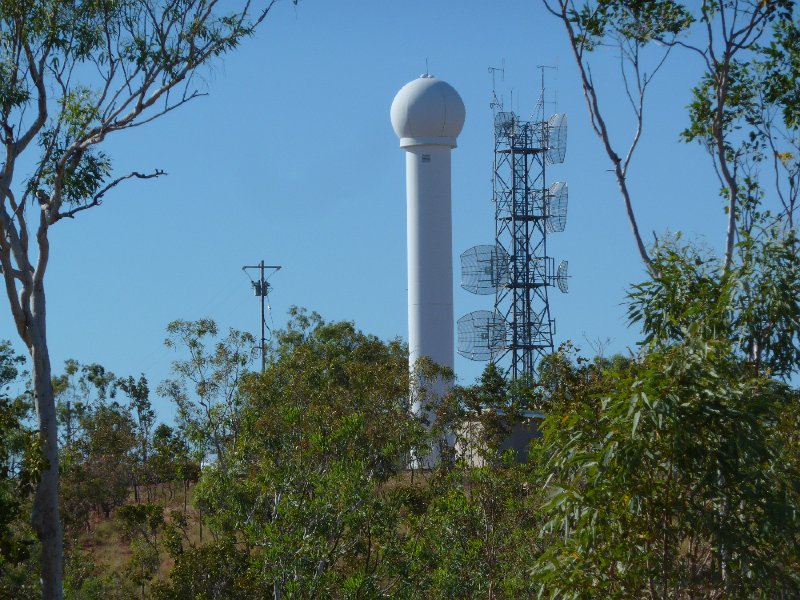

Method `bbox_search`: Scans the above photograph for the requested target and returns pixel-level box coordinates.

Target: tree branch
[0,208,30,344]
[553,0,653,270]
[54,170,167,222]
[14,38,48,157]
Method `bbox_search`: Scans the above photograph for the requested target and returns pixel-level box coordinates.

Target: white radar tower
[391,74,465,433]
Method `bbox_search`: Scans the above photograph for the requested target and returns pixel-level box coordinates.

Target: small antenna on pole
[488,60,506,111]
[425,57,429,76]
[534,64,558,120]
[242,261,281,373]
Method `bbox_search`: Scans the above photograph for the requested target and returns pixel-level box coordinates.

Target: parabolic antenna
[494,111,516,139]
[545,182,568,233]
[457,310,508,361]
[545,113,567,164]
[557,260,569,293]
[460,244,511,295]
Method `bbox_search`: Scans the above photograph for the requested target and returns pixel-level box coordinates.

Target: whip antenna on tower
[488,60,505,110]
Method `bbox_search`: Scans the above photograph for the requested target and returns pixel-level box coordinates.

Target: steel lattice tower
[457,78,568,382]
[495,112,548,378]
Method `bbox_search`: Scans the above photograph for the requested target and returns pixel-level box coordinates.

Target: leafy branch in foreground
[532,238,800,598]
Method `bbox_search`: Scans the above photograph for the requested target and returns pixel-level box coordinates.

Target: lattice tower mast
[456,69,568,382]
[496,85,541,378]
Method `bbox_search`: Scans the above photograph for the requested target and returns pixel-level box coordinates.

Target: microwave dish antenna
[457,310,508,361]
[545,181,568,233]
[460,244,511,295]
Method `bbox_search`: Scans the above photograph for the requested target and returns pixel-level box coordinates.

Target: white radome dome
[390,75,465,148]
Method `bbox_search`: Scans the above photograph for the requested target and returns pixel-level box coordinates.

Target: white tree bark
[29,323,63,600]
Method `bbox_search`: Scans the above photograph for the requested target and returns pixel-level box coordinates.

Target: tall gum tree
[543,0,799,272]
[0,1,290,597]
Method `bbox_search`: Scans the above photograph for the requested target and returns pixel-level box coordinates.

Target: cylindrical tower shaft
[405,145,454,414]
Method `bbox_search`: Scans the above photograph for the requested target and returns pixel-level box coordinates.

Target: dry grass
[74,482,206,580]
[77,472,436,585]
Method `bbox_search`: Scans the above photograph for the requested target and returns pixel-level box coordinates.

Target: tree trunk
[29,322,64,600]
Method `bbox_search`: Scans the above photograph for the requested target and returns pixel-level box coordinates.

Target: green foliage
[117,504,165,540]
[63,547,135,600]
[54,360,161,534]
[118,374,156,502]
[54,359,116,448]
[152,539,258,600]
[568,0,692,49]
[629,232,800,378]
[36,124,112,208]
[0,341,25,387]
[762,16,800,129]
[59,386,137,530]
[399,463,542,599]
[733,229,800,377]
[0,342,39,575]
[150,423,193,492]
[117,504,165,595]
[184,309,427,597]
[532,242,800,598]
[160,319,257,470]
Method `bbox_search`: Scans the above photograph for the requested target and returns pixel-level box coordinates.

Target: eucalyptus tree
[184,309,428,598]
[53,360,115,449]
[117,374,154,502]
[0,1,289,596]
[159,319,258,475]
[531,242,800,597]
[543,0,798,270]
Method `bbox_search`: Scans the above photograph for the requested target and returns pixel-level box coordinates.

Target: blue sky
[4,0,728,420]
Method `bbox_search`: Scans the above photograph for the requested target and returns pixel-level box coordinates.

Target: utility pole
[242,260,281,600]
[243,260,282,599]
[242,261,281,373]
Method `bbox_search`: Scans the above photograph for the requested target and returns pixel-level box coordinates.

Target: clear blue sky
[4,0,727,420]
